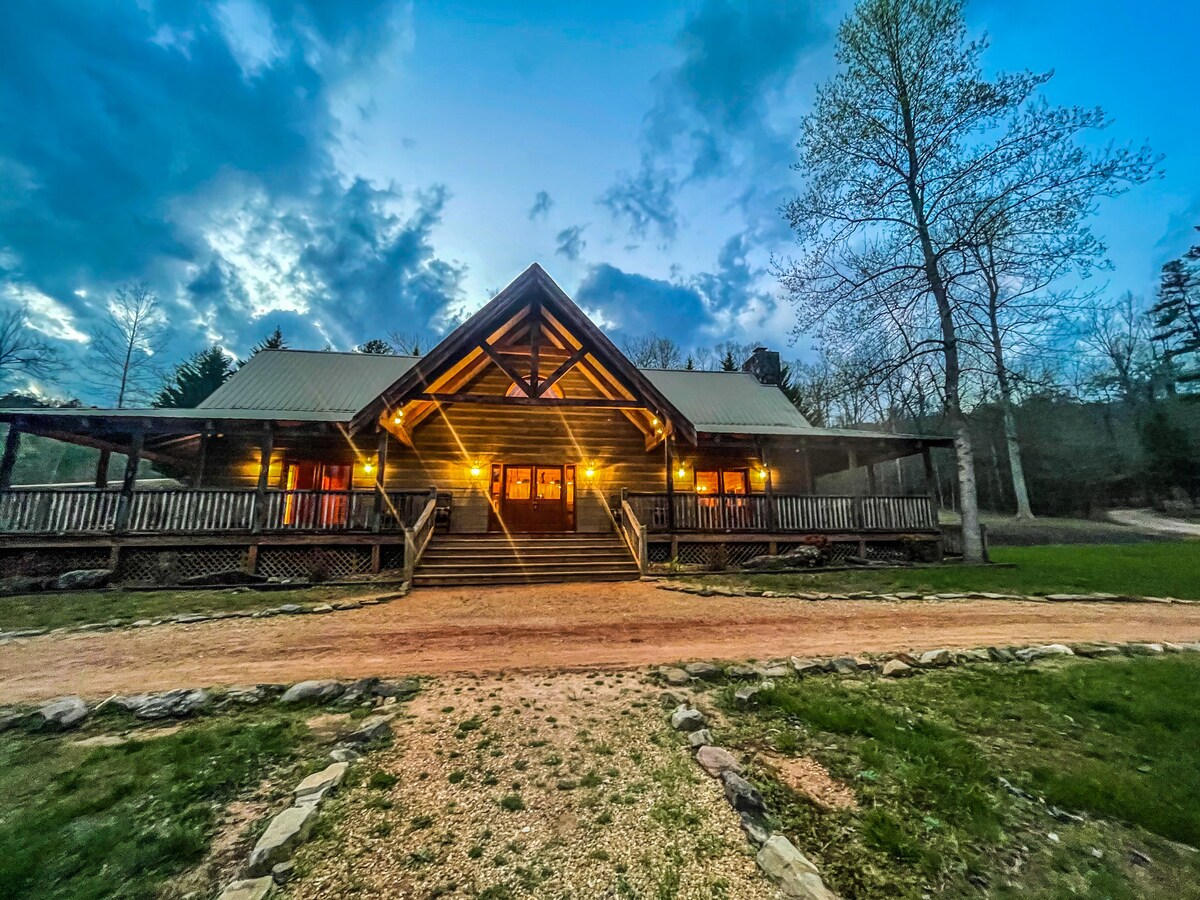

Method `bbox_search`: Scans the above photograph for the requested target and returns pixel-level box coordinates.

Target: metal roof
[199,349,419,414]
[638,369,812,436]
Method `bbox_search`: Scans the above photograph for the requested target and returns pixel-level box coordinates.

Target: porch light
[469,463,482,478]
[677,464,686,479]
[392,410,403,425]
[363,461,374,474]
[757,468,768,481]
[584,465,596,479]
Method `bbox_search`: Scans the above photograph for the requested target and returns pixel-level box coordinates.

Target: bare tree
[0,303,60,387]
[781,0,1155,560]
[87,283,167,407]
[622,333,683,368]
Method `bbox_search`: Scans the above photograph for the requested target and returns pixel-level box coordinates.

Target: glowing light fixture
[392,410,404,425]
[363,461,374,474]
[677,465,686,479]
[469,463,483,478]
[758,468,768,481]
[584,465,596,479]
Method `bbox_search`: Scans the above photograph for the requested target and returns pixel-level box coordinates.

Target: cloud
[554,225,587,262]
[528,190,553,221]
[0,0,461,399]
[598,162,679,242]
[599,1,832,241]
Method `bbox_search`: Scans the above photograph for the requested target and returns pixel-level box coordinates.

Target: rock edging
[658,582,1197,606]
[0,589,408,642]
[666,700,840,899]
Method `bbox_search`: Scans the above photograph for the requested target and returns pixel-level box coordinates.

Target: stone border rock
[665,699,839,899]
[0,589,408,642]
[658,582,1197,605]
[217,713,397,898]
[0,676,421,735]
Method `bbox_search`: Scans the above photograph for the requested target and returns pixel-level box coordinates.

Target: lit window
[694,470,720,494]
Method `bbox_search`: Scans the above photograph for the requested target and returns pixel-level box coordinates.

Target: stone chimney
[741,346,782,386]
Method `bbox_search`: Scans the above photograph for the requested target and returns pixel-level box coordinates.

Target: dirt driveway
[4,582,1200,703]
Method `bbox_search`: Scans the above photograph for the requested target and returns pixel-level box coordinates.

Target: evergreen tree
[1151,235,1200,396]
[355,338,394,355]
[252,326,288,354]
[155,346,236,408]
[720,350,737,372]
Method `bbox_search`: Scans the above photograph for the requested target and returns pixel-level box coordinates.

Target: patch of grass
[703,541,1200,599]
[0,713,313,899]
[0,585,375,631]
[498,793,525,812]
[724,655,1200,898]
[367,770,399,790]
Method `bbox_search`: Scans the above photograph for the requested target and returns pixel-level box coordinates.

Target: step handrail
[402,488,439,584]
[618,498,648,576]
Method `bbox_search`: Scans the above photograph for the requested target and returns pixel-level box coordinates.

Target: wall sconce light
[757,468,768,481]
[392,410,404,425]
[584,464,596,479]
[363,461,375,474]
[676,464,687,479]
[469,463,482,479]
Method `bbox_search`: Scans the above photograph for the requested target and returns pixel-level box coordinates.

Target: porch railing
[0,487,433,536]
[624,493,938,534]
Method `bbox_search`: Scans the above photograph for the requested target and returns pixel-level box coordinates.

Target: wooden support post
[798,440,814,493]
[251,422,274,534]
[846,445,860,495]
[664,437,676,533]
[371,543,382,574]
[94,449,111,488]
[114,425,144,533]
[758,439,777,532]
[372,427,389,533]
[246,544,260,574]
[195,431,209,488]
[0,423,21,491]
[921,445,938,524]
[866,462,878,495]
[108,544,121,571]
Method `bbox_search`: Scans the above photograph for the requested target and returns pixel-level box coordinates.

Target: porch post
[866,461,878,495]
[664,434,676,533]
[94,449,111,488]
[251,422,274,534]
[798,439,814,493]
[757,439,777,532]
[372,426,389,534]
[0,423,22,491]
[921,445,938,523]
[195,428,210,488]
[114,424,144,533]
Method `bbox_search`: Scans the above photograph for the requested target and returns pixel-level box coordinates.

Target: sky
[1,0,1197,404]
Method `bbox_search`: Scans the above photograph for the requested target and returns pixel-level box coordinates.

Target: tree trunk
[1001,399,1034,519]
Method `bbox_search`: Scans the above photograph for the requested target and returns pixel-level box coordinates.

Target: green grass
[0,712,317,899]
[699,541,1200,599]
[0,585,377,631]
[718,655,1200,899]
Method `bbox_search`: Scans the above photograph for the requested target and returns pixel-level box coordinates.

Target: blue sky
[1,0,1196,402]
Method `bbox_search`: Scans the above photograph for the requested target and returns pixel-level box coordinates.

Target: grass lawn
[695,540,1200,599]
[0,585,380,632]
[0,709,323,900]
[712,655,1200,899]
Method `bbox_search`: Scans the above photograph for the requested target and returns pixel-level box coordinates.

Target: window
[535,467,561,500]
[693,467,749,495]
[505,381,564,399]
[505,466,532,500]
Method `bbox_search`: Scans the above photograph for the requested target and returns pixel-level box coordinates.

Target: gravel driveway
[3,581,1200,703]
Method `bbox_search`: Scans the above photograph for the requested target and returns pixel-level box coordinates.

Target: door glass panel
[564,466,575,509]
[535,467,562,500]
[505,467,532,500]
[722,470,748,494]
[694,470,719,494]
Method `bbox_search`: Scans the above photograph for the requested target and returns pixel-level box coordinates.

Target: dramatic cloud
[0,0,463,400]
[598,162,679,242]
[528,190,554,221]
[554,225,587,262]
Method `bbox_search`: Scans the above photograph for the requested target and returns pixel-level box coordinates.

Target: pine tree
[355,338,395,355]
[155,346,236,408]
[720,350,737,371]
[1150,236,1200,396]
[252,327,288,354]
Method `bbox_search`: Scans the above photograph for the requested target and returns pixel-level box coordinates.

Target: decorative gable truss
[351,264,696,450]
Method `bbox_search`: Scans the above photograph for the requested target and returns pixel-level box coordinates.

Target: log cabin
[0,264,953,586]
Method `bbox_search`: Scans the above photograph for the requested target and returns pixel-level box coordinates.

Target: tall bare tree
[781,0,1155,559]
[0,303,59,387]
[87,282,166,407]
[622,333,683,369]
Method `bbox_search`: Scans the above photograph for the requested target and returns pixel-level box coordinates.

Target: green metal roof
[638,368,812,436]
[199,349,419,415]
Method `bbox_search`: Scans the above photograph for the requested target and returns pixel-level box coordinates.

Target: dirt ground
[4,581,1200,704]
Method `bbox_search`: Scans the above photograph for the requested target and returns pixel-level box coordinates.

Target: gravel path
[4,582,1200,703]
[1108,508,1200,537]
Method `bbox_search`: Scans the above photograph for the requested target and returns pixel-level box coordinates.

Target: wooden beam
[194,433,208,488]
[415,393,645,409]
[0,424,21,490]
[480,341,532,395]
[113,425,144,533]
[537,347,588,396]
[529,301,541,395]
[251,422,274,534]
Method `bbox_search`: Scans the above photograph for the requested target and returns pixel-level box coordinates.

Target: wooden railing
[402,493,439,583]
[624,493,938,534]
[0,487,432,536]
[617,498,648,575]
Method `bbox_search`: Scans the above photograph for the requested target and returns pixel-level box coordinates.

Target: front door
[494,464,573,532]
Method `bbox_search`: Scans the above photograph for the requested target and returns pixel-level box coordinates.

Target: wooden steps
[413,533,639,587]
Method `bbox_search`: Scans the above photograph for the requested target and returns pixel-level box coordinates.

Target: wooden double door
[489,464,575,532]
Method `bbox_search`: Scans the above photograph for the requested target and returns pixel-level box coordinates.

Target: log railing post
[114,424,144,533]
[251,422,274,534]
[372,427,389,533]
[664,437,676,534]
[0,422,21,491]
